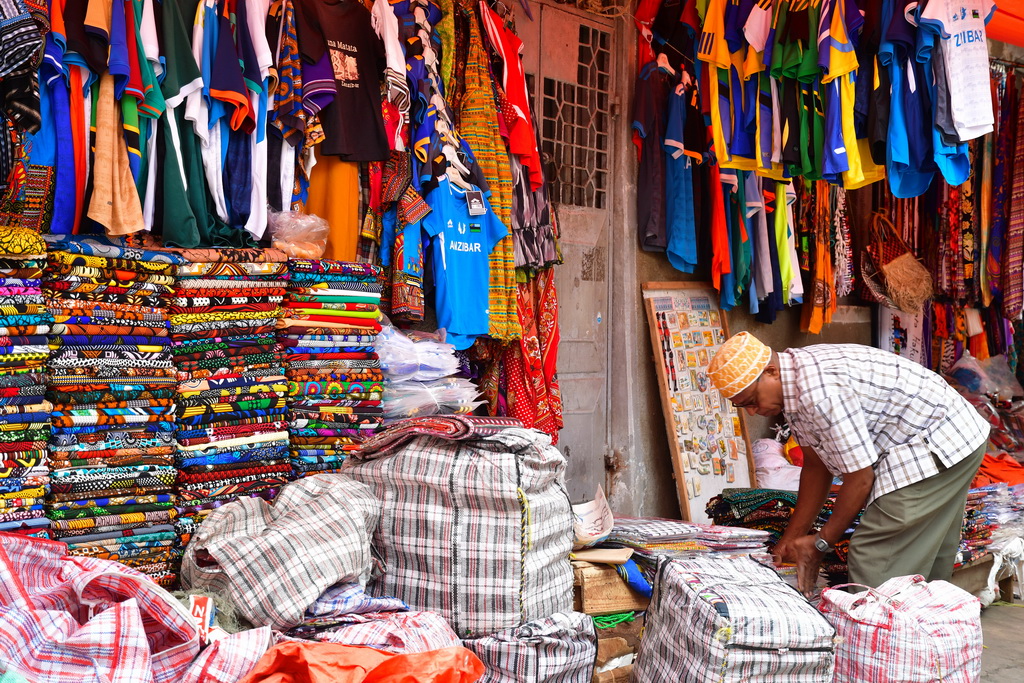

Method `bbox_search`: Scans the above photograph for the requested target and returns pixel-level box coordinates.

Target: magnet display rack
[641,282,757,522]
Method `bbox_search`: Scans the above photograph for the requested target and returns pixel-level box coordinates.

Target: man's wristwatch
[813,534,830,553]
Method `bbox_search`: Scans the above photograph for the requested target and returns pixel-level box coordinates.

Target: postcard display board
[642,282,756,523]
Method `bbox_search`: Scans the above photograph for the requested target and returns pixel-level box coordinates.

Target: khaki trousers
[847,443,986,588]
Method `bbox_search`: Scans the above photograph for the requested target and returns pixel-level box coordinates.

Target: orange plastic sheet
[990,4,1024,47]
[238,641,485,683]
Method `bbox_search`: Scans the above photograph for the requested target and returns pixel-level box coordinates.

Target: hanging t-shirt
[632,61,674,252]
[422,177,509,350]
[917,23,970,186]
[919,0,996,141]
[664,85,698,274]
[730,170,753,300]
[479,1,543,190]
[720,170,739,311]
[158,0,204,247]
[699,0,758,171]
[295,0,390,161]
[64,0,105,82]
[745,172,773,301]
[879,0,936,198]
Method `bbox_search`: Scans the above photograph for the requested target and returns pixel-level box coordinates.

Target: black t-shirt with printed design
[296,0,390,161]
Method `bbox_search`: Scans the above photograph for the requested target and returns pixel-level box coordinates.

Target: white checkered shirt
[779,345,989,505]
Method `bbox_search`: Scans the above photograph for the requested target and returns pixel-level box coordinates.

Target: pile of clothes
[280,260,385,477]
[0,237,53,541]
[814,494,863,585]
[169,249,293,565]
[602,517,771,585]
[707,488,863,584]
[706,488,799,543]
[43,240,182,587]
[956,488,997,567]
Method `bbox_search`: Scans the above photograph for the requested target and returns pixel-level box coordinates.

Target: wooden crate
[951,554,1016,602]
[573,560,650,616]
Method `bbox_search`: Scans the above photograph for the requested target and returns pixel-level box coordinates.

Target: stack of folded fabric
[707,488,863,585]
[956,488,998,568]
[602,517,770,584]
[168,249,293,559]
[813,492,864,585]
[43,239,183,586]
[705,488,800,546]
[280,260,386,477]
[0,235,54,541]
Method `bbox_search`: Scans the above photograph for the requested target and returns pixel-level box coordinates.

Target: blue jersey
[879,0,935,198]
[422,177,509,350]
[664,86,698,274]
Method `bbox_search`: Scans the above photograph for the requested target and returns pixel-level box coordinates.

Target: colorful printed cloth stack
[42,239,183,587]
[603,517,771,584]
[956,491,995,567]
[281,260,385,477]
[169,249,293,560]
[706,488,800,543]
[0,244,54,541]
[706,488,863,585]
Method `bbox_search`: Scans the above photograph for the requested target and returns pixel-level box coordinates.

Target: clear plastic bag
[375,325,460,382]
[268,209,330,258]
[383,378,484,420]
[945,351,996,396]
[979,354,1024,400]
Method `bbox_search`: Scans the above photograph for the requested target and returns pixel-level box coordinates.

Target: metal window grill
[539,24,611,209]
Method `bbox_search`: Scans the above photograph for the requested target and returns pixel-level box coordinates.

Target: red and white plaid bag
[818,575,982,683]
[0,533,200,683]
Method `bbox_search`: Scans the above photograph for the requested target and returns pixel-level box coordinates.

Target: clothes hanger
[441,143,471,176]
[674,69,694,95]
[446,165,474,191]
[659,52,675,76]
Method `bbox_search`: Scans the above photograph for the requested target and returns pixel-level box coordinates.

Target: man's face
[728,366,785,417]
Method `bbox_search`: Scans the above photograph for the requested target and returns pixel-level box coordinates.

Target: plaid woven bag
[818,575,982,683]
[343,427,574,637]
[462,611,597,683]
[180,475,381,630]
[306,611,463,654]
[0,534,200,683]
[633,556,836,683]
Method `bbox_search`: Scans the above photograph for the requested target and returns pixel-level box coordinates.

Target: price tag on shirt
[465,190,487,216]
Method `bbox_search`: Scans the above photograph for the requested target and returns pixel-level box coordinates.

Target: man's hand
[772,533,800,565]
[788,534,825,598]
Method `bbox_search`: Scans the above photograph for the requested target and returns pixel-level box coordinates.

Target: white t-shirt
[919,0,997,141]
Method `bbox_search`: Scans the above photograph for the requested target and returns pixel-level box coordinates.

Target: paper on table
[572,547,634,564]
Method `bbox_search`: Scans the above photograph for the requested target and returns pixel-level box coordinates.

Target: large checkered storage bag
[181,475,380,630]
[462,611,597,683]
[818,575,982,683]
[343,427,574,637]
[634,556,836,683]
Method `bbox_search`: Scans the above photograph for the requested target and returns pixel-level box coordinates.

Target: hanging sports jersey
[422,177,509,350]
[920,0,997,141]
